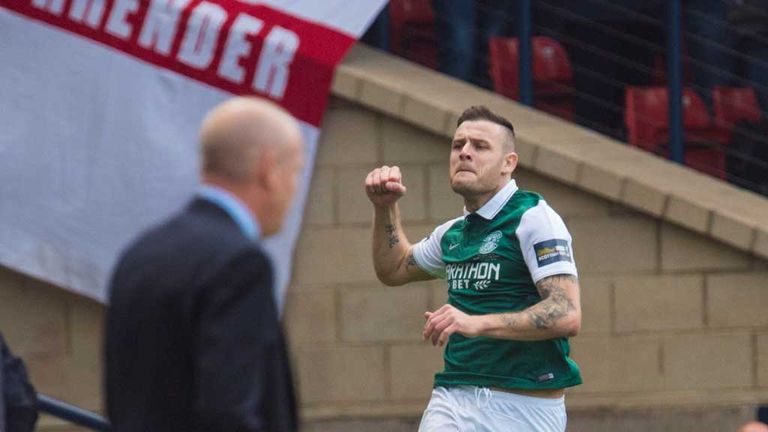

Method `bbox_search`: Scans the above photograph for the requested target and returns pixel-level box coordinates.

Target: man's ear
[258,148,283,192]
[249,148,274,189]
[502,151,519,176]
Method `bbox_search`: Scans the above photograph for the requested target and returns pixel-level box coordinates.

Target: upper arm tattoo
[527,274,577,330]
[406,252,418,270]
[385,224,399,248]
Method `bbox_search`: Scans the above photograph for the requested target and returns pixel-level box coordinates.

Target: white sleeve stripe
[516,200,578,282]
[411,216,462,279]
[535,200,562,237]
[412,249,445,278]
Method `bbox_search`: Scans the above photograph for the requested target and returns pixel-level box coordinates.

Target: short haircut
[457,105,515,138]
[200,97,299,182]
[201,132,260,182]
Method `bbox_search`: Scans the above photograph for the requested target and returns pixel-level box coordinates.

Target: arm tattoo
[406,252,417,270]
[502,313,518,329]
[527,275,577,330]
[385,224,399,248]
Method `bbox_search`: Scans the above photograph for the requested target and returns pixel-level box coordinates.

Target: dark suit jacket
[0,333,5,432]
[106,198,297,432]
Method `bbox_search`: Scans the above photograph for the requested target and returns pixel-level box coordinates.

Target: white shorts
[418,386,567,432]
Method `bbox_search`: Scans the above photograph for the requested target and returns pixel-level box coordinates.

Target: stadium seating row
[625,86,762,178]
[386,0,763,181]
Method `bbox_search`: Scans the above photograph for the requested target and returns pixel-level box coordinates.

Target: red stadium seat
[625,86,726,178]
[625,86,712,149]
[388,0,437,68]
[712,86,761,143]
[489,36,573,120]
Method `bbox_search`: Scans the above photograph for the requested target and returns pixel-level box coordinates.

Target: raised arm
[422,274,581,345]
[365,165,433,286]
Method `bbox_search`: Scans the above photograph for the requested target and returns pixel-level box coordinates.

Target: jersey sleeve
[516,200,578,283]
[411,217,461,279]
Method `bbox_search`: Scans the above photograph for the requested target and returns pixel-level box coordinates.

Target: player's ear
[502,151,518,175]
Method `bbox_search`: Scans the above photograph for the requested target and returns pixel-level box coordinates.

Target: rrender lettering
[25,0,300,99]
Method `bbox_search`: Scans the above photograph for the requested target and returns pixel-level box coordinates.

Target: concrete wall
[0,268,102,431]
[1,98,767,431]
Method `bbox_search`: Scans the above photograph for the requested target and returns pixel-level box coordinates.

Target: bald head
[739,422,768,432]
[199,97,305,236]
[200,97,301,182]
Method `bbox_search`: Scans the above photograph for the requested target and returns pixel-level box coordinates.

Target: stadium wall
[1,44,767,431]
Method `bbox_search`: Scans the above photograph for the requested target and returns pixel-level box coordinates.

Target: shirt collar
[463,179,518,220]
[198,184,261,241]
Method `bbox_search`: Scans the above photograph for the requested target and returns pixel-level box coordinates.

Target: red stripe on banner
[2,0,356,127]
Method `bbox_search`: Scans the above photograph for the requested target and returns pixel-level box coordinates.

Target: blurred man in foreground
[106,97,304,432]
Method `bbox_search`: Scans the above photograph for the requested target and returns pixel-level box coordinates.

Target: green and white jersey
[412,180,582,390]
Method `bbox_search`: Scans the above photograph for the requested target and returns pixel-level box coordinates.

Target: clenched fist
[365,165,407,207]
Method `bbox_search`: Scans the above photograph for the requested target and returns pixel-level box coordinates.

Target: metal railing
[514,0,683,162]
[376,0,768,191]
[37,394,110,431]
[666,0,684,164]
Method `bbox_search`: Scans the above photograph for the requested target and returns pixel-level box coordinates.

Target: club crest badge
[479,230,502,254]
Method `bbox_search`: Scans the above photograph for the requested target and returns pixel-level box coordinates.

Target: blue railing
[37,394,110,431]
[514,0,685,164]
[666,0,684,164]
[518,0,534,107]
[372,0,768,190]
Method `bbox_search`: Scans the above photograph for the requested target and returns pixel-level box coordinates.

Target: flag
[0,0,386,311]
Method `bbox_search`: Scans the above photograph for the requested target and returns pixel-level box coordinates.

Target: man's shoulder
[434,215,466,237]
[110,208,268,306]
[440,214,466,229]
[117,203,259,272]
[511,188,544,206]
[497,189,543,218]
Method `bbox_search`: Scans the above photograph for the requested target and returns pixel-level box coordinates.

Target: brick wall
[1,97,767,431]
[288,99,768,420]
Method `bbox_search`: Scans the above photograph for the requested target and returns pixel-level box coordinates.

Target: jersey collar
[463,179,518,220]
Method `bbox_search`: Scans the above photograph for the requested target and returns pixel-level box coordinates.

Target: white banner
[0,0,386,308]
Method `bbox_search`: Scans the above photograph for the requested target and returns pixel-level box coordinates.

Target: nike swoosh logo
[449,243,460,250]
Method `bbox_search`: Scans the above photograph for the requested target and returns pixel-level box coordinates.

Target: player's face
[449,120,515,198]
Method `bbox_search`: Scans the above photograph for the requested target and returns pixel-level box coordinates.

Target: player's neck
[463,187,500,213]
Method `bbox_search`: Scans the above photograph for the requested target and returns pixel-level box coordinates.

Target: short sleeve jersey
[412,180,582,390]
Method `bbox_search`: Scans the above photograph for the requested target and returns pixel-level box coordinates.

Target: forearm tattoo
[385,224,399,248]
[502,313,518,329]
[527,275,577,330]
